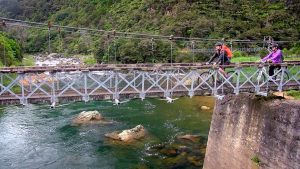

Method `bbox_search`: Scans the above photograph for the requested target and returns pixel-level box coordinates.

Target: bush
[259,48,269,59]
[233,51,243,58]
[0,32,22,66]
[83,55,97,65]
[22,54,35,66]
[286,90,300,99]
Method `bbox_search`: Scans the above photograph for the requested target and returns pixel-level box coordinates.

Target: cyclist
[206,42,231,78]
[260,43,283,78]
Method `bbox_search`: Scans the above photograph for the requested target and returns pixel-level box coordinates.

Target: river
[0,96,214,169]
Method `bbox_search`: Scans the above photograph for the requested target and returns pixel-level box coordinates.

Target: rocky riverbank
[203,93,300,169]
[34,53,82,66]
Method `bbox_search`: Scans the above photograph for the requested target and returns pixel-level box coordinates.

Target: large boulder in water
[105,125,146,143]
[72,110,113,125]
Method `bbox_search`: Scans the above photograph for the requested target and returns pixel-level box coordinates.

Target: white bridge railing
[0,62,299,105]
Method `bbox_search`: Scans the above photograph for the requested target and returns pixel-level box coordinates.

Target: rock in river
[201,106,211,110]
[105,125,146,143]
[72,110,113,125]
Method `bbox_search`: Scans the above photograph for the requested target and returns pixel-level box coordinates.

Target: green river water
[0,96,214,169]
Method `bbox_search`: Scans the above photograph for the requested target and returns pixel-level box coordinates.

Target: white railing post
[83,70,89,102]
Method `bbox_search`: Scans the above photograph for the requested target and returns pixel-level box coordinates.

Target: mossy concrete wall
[203,93,300,169]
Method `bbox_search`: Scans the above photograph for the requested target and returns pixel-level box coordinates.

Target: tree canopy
[0,0,299,63]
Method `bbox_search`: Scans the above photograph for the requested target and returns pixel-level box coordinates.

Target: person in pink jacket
[261,43,283,77]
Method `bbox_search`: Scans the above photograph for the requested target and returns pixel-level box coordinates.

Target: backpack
[222,45,232,58]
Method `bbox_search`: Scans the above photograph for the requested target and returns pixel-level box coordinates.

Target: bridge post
[139,72,145,100]
[133,71,136,88]
[188,70,196,98]
[234,65,242,95]
[0,73,3,92]
[19,72,27,106]
[212,66,218,96]
[255,65,263,93]
[50,71,57,104]
[82,70,89,102]
[164,71,171,97]
[113,71,119,99]
[278,64,286,92]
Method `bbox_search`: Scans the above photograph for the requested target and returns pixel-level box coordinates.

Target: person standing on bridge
[260,43,283,78]
[206,42,231,78]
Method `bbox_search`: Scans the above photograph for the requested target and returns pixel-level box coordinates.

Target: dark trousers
[269,65,281,77]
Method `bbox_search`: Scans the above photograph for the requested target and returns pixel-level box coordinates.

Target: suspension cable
[3,17,298,44]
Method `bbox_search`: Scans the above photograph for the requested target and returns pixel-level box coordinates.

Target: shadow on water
[0,96,214,169]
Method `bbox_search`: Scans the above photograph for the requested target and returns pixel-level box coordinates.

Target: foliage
[231,56,260,63]
[22,54,35,66]
[258,49,269,58]
[83,55,97,65]
[286,90,300,100]
[0,0,300,64]
[0,32,22,66]
[233,51,243,58]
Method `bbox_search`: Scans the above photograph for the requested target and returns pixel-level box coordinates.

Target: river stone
[105,125,146,143]
[200,106,211,110]
[72,110,112,125]
[47,53,63,58]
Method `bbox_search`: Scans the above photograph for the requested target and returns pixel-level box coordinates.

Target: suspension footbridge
[0,62,299,105]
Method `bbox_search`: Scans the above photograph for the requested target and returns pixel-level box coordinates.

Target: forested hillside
[0,0,299,64]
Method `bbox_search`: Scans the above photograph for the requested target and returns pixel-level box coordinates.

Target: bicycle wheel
[253,71,267,84]
[199,71,214,90]
[273,70,289,82]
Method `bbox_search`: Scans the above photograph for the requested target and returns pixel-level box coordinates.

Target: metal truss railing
[0,62,299,105]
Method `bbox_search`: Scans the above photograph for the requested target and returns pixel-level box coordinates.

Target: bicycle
[198,63,237,90]
[256,62,289,84]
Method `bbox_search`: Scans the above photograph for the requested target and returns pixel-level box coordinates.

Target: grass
[83,55,97,65]
[251,155,261,166]
[286,90,300,99]
[284,57,300,61]
[22,54,35,66]
[231,56,300,63]
[231,56,260,63]
[73,54,97,65]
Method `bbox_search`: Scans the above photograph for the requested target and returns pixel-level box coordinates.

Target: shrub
[0,32,22,66]
[233,51,243,58]
[259,48,269,58]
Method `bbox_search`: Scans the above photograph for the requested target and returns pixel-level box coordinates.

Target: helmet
[272,43,279,48]
[215,42,223,46]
